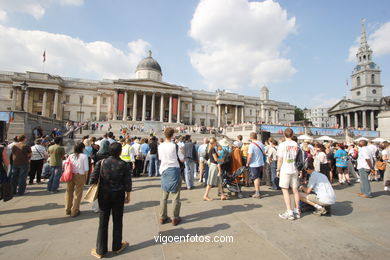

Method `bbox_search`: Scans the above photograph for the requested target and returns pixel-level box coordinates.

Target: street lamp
[20,81,28,111]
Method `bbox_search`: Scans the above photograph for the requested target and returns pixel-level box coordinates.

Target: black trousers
[134,159,143,177]
[97,190,125,255]
[29,159,44,183]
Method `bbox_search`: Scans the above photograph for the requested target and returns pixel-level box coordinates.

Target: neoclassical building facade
[0,51,295,127]
[328,22,384,130]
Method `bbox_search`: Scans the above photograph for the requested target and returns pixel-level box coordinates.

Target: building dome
[135,51,162,81]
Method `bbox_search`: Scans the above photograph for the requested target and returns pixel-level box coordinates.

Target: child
[216,145,225,177]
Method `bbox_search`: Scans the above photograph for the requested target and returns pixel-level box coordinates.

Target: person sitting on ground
[299,159,336,216]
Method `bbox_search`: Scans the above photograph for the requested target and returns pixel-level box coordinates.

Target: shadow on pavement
[371,191,390,197]
[0,239,29,249]
[330,201,353,216]
[0,203,63,215]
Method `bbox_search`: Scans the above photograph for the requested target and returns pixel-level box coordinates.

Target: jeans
[97,190,125,255]
[270,161,278,189]
[203,163,209,183]
[47,166,62,192]
[358,168,372,196]
[10,164,29,195]
[184,159,195,189]
[149,154,159,177]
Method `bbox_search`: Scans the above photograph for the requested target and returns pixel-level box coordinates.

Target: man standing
[277,128,300,220]
[120,138,136,175]
[11,135,31,195]
[149,136,159,177]
[357,140,373,198]
[47,137,65,193]
[183,135,197,190]
[198,138,209,184]
[158,128,184,226]
[246,132,265,198]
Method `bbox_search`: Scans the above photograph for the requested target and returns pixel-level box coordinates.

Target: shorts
[306,194,329,206]
[207,163,222,186]
[279,172,298,189]
[337,167,348,174]
[250,166,263,180]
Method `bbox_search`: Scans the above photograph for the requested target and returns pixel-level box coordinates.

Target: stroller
[222,166,248,198]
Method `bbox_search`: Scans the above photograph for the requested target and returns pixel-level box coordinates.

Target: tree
[294,107,305,121]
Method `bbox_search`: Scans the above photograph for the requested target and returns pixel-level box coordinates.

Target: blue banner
[260,125,305,135]
[351,130,379,138]
[307,128,344,137]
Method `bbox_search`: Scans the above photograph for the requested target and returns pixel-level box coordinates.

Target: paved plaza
[0,177,389,260]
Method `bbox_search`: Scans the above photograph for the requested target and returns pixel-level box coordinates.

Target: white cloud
[0,0,85,20]
[0,9,7,22]
[348,21,390,62]
[0,25,151,79]
[189,0,296,90]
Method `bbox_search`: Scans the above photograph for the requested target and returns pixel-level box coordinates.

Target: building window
[79,96,84,104]
[10,90,13,99]
[357,76,361,86]
[211,106,214,113]
[93,97,97,105]
[202,106,205,112]
[357,91,361,96]
[250,110,252,115]
[192,104,195,111]
[185,104,189,110]
[102,97,107,104]
[200,119,205,126]
[63,111,70,120]
[65,95,70,103]
[39,93,43,102]
[363,55,366,60]
[371,74,375,84]
[372,89,377,94]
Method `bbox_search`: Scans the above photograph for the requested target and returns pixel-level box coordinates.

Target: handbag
[60,155,74,182]
[84,159,104,203]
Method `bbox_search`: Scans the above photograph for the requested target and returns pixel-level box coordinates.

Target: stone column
[23,89,29,112]
[189,102,193,125]
[168,95,172,123]
[276,110,279,123]
[217,105,221,127]
[340,114,344,128]
[96,94,101,121]
[354,112,358,128]
[123,91,128,121]
[362,110,367,129]
[261,106,265,122]
[160,95,164,122]
[234,105,238,124]
[42,90,48,117]
[265,109,269,123]
[108,95,113,120]
[151,93,155,121]
[53,91,59,118]
[113,90,118,120]
[176,96,181,123]
[370,110,375,130]
[272,110,276,124]
[142,92,146,121]
[241,106,244,123]
[347,113,351,128]
[11,87,17,110]
[132,92,137,121]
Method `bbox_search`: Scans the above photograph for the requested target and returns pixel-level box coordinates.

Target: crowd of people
[0,126,389,258]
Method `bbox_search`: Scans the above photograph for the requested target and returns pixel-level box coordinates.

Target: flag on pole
[43,49,46,63]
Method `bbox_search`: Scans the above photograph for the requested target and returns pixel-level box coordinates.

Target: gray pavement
[0,178,389,260]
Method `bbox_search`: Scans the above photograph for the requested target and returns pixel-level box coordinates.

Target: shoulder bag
[84,159,104,203]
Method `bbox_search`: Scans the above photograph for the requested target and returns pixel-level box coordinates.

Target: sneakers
[356,179,361,183]
[251,193,261,199]
[313,207,327,216]
[385,186,390,191]
[279,211,295,220]
[293,209,301,219]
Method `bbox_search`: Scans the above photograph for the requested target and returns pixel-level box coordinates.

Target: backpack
[222,147,232,164]
[200,145,208,159]
[295,148,307,171]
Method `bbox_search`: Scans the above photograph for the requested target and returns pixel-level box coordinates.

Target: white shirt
[158,142,184,174]
[357,146,372,170]
[308,171,336,205]
[367,144,378,160]
[31,145,47,161]
[69,153,89,175]
[277,140,298,175]
[316,152,327,164]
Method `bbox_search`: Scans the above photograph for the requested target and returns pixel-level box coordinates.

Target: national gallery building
[0,51,295,127]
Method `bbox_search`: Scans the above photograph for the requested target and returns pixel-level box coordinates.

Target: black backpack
[295,148,307,171]
[222,148,232,164]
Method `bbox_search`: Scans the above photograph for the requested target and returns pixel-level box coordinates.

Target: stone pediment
[328,99,363,113]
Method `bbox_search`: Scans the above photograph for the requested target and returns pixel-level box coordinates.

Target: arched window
[357,76,361,86]
[363,55,366,60]
[371,74,375,84]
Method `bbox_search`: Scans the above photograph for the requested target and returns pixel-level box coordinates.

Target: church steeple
[356,19,373,65]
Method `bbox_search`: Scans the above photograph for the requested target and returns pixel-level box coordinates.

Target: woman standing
[29,139,47,184]
[203,137,227,201]
[90,142,132,258]
[65,142,89,217]
[315,143,330,181]
[382,142,390,191]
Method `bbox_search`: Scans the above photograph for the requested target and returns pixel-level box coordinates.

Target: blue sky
[0,0,389,108]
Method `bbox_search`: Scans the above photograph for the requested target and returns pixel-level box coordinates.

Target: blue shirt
[334,149,348,168]
[141,143,150,155]
[248,141,265,167]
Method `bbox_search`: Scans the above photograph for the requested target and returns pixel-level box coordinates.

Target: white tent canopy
[372,137,387,143]
[354,137,369,142]
[298,134,313,140]
[316,136,337,142]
